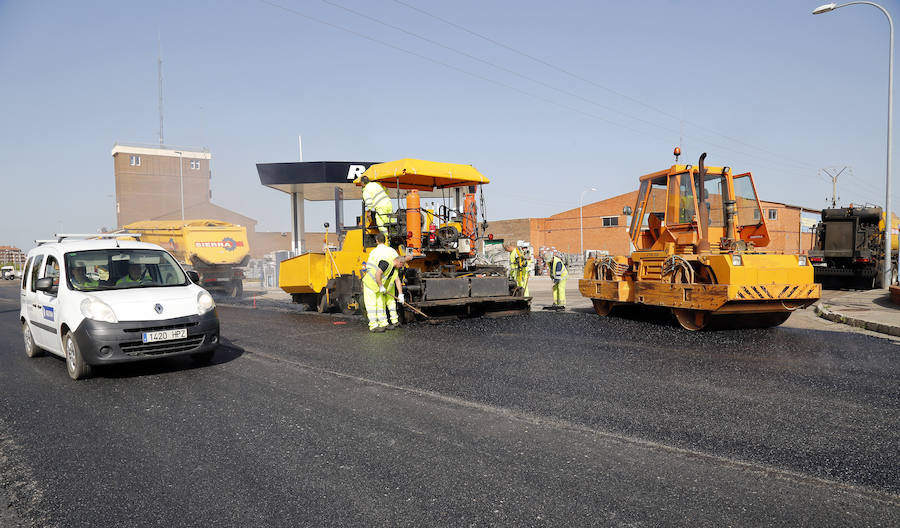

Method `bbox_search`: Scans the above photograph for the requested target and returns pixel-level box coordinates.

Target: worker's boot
[371,327,386,333]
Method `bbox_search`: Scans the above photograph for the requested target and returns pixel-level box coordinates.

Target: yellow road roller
[579,152,820,330]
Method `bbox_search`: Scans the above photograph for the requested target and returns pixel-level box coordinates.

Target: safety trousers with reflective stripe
[363,287,398,330]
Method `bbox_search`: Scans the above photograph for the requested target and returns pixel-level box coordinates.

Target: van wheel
[23,322,42,358]
[64,332,92,380]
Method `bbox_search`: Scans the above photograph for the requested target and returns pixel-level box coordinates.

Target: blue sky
[1,0,898,252]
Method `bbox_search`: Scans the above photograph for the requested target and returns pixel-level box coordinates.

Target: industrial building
[112,143,291,257]
[486,191,817,257]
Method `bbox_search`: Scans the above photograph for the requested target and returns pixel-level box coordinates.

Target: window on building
[129,155,141,166]
[602,216,619,227]
[754,209,760,220]
[768,208,778,221]
[190,160,200,170]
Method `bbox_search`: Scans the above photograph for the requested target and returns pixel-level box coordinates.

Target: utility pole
[158,32,164,147]
[822,166,847,208]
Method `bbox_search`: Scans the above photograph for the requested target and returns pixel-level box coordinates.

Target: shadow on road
[40,338,247,379]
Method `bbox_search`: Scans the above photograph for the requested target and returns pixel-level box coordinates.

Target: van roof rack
[52,233,142,242]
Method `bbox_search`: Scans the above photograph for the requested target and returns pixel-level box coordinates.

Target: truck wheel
[23,321,42,358]
[230,279,243,298]
[64,332,92,380]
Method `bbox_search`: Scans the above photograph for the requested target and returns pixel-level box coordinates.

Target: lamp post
[174,150,184,221]
[580,187,597,261]
[814,2,894,288]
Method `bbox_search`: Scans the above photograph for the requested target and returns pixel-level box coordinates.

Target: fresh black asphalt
[0,281,897,526]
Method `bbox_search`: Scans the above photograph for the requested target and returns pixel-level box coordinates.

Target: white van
[19,235,219,380]
[1,265,14,280]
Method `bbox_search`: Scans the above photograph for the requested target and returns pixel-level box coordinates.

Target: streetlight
[814,2,894,288]
[580,187,597,261]
[174,150,184,221]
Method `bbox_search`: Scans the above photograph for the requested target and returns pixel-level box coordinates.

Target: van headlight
[798,255,808,266]
[80,297,118,323]
[197,291,215,315]
[731,254,743,266]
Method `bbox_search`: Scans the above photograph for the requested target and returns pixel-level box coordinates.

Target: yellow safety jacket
[509,248,526,279]
[550,256,568,281]
[362,182,393,213]
[362,243,400,293]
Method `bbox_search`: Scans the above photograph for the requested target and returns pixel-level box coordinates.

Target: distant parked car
[1,265,15,280]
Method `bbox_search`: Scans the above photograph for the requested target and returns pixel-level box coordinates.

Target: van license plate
[142,329,188,343]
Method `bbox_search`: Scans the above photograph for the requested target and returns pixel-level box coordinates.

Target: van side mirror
[187,271,200,283]
[36,277,56,293]
[623,206,633,215]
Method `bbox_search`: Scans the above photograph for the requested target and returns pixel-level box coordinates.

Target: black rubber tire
[23,321,42,358]
[64,332,92,381]
[191,349,215,364]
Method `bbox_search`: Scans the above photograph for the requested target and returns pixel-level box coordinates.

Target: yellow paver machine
[580,152,820,330]
[278,159,530,320]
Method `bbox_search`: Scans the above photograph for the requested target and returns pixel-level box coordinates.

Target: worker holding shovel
[362,232,409,332]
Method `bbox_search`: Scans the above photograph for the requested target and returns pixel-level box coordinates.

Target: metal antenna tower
[822,166,847,208]
[158,32,164,147]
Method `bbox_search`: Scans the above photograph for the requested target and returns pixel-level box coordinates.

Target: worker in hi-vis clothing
[360,175,395,236]
[523,247,534,297]
[362,232,407,332]
[549,252,568,310]
[504,242,528,294]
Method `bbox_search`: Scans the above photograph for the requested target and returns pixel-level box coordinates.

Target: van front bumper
[72,310,220,365]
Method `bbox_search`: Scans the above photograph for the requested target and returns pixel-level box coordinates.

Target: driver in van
[116,263,151,286]
[71,265,98,290]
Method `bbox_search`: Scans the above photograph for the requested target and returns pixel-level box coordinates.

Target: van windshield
[65,249,187,291]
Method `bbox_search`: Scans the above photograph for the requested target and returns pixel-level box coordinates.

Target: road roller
[579,152,820,330]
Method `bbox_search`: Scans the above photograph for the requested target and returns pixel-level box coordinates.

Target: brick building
[112,144,291,258]
[0,246,26,267]
[486,191,815,257]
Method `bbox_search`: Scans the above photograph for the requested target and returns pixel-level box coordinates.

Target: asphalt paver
[0,281,897,526]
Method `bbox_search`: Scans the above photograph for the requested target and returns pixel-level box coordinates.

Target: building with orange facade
[486,191,817,258]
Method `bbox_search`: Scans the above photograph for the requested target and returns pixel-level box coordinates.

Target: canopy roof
[356,159,489,191]
[257,161,380,201]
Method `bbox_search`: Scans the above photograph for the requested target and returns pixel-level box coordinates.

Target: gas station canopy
[256,161,379,201]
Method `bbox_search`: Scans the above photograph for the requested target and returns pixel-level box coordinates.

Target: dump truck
[278,159,530,320]
[579,152,821,330]
[808,206,899,289]
[123,220,250,297]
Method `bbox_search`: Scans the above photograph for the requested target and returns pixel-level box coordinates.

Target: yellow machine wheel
[673,308,711,331]
[592,299,614,317]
